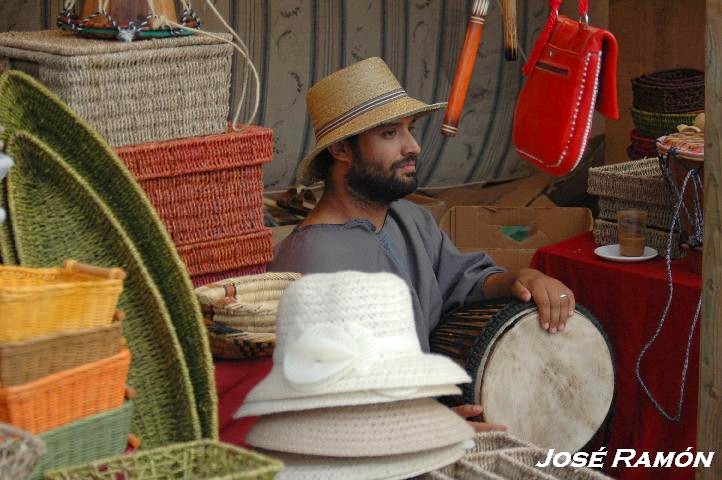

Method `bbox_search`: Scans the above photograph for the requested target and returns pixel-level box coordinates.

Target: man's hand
[451,404,507,432]
[484,268,575,333]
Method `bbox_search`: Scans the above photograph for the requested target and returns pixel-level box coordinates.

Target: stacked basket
[194,272,301,360]
[627,69,704,160]
[116,125,275,287]
[587,158,682,258]
[0,260,135,480]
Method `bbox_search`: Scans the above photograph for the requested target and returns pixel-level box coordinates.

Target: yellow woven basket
[0,260,125,341]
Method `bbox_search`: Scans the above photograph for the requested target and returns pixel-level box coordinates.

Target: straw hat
[298,57,446,185]
[263,442,469,480]
[234,271,470,417]
[246,398,474,457]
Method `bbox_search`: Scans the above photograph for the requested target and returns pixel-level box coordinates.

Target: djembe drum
[430,299,614,452]
[58,0,200,41]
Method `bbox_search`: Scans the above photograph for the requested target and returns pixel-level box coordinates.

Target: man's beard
[345,147,418,205]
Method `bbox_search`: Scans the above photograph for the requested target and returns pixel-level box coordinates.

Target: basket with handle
[0,311,125,387]
[43,439,283,480]
[0,348,130,434]
[0,422,46,480]
[0,260,125,341]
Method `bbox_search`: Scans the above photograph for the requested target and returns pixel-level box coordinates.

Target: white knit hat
[263,441,469,480]
[246,398,474,457]
[235,271,470,417]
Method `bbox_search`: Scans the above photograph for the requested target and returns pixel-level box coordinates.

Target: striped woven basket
[630,108,700,139]
[0,70,216,442]
[116,125,273,246]
[31,402,133,480]
[195,272,302,331]
[0,30,232,147]
[207,324,276,360]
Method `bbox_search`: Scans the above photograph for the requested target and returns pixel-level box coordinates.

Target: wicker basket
[191,263,267,289]
[0,260,124,341]
[0,348,130,434]
[587,158,673,207]
[597,197,677,232]
[0,317,123,387]
[195,272,302,330]
[632,68,704,114]
[593,219,683,259]
[0,30,232,147]
[629,129,658,158]
[44,439,283,480]
[31,402,133,480]
[177,229,275,278]
[116,125,273,246]
[208,326,276,360]
[0,422,46,480]
[630,108,700,139]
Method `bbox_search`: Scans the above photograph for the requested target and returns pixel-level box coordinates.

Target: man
[271,57,576,431]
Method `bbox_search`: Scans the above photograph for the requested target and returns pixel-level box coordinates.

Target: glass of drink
[617,209,648,256]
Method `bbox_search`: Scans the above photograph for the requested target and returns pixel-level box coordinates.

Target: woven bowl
[632,68,704,113]
[630,108,700,139]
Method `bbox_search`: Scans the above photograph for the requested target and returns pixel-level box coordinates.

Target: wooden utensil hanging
[441,0,490,137]
[502,0,518,60]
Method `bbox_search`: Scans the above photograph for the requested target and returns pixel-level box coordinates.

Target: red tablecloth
[215,358,272,447]
[531,232,701,480]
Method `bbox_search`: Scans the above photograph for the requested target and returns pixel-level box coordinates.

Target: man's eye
[383,130,397,138]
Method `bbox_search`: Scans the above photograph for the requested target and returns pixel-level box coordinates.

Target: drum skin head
[473,306,614,452]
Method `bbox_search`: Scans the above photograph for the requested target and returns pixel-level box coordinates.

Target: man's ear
[328,140,353,166]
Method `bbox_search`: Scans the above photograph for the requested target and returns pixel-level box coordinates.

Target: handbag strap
[522,0,590,76]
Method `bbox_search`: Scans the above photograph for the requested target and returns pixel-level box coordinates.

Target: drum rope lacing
[635,152,703,421]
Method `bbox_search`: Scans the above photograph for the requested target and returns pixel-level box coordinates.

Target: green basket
[43,440,283,480]
[630,107,700,139]
[31,402,133,480]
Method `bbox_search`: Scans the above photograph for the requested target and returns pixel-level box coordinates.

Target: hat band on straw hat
[315,88,408,140]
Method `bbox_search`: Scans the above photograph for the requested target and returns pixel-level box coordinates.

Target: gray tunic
[269,199,505,351]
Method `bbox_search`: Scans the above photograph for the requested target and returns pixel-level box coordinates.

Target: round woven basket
[195,272,301,330]
[0,422,46,479]
[632,68,704,113]
[628,129,658,159]
[630,108,700,139]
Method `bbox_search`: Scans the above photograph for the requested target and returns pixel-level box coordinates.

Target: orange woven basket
[0,348,131,434]
[0,260,125,341]
[116,125,273,246]
[177,229,274,277]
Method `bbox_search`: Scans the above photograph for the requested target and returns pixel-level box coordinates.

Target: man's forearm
[482,270,520,299]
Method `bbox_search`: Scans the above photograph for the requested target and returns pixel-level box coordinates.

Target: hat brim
[235,383,460,417]
[246,398,474,457]
[298,97,447,185]
[236,351,470,417]
[262,441,468,480]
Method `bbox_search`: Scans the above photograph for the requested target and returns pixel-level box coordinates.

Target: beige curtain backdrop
[1,0,566,188]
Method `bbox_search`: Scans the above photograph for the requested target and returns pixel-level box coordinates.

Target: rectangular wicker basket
[0,321,123,387]
[0,262,124,341]
[31,401,133,480]
[116,125,273,246]
[178,229,274,278]
[0,348,130,434]
[0,30,232,147]
[587,158,673,207]
[593,218,683,259]
[44,439,283,480]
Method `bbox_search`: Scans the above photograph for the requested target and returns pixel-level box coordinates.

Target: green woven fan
[3,131,200,448]
[0,70,217,439]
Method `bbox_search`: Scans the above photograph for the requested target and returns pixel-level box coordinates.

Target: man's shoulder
[391,198,439,228]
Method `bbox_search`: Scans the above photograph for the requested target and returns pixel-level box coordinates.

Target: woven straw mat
[0,70,216,440]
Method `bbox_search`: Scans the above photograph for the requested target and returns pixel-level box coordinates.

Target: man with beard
[270,57,575,431]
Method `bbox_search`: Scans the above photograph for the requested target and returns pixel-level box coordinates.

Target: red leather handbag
[512,0,619,176]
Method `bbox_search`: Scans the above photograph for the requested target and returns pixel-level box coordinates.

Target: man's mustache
[391,154,419,171]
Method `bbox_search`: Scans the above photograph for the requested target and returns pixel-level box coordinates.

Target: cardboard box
[440,206,593,272]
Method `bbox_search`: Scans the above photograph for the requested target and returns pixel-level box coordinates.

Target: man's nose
[402,131,422,156]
